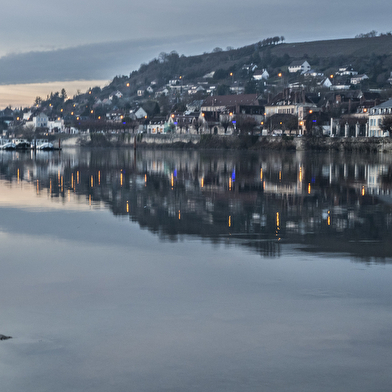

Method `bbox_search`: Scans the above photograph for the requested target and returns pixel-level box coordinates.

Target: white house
[23,111,32,121]
[155,87,170,97]
[337,66,358,76]
[147,119,166,134]
[169,79,180,85]
[242,63,258,73]
[350,74,369,85]
[368,99,392,137]
[109,91,123,100]
[253,69,269,80]
[33,113,48,128]
[318,78,332,89]
[48,119,64,133]
[288,60,311,74]
[106,110,125,121]
[203,71,215,79]
[188,85,205,95]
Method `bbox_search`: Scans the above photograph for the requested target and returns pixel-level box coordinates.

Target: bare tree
[220,114,232,134]
[193,117,204,134]
[381,115,392,135]
[235,115,257,135]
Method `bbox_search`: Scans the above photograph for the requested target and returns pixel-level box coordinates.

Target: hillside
[271,35,392,58]
[7,34,392,136]
[103,35,392,97]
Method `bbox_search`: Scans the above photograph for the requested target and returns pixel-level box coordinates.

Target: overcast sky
[0,0,391,103]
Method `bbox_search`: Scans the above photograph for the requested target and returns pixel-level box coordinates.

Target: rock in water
[0,334,11,340]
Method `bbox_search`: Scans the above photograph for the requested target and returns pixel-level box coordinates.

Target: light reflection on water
[2,148,392,261]
[0,148,392,391]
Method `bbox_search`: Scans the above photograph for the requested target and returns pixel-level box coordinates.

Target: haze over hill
[2,35,392,86]
[2,34,392,108]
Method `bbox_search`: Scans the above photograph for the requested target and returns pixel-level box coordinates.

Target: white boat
[0,138,16,150]
[12,139,30,149]
[31,139,54,150]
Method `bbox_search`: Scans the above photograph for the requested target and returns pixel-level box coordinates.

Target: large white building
[368,99,392,136]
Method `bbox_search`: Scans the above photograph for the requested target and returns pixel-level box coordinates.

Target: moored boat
[31,139,54,150]
[0,138,16,150]
[12,139,30,150]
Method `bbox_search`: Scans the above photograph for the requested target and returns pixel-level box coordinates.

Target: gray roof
[372,99,392,109]
[289,60,308,67]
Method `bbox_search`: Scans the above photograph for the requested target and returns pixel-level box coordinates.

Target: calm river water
[1,148,392,391]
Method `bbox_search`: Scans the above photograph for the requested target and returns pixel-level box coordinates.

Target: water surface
[0,148,392,391]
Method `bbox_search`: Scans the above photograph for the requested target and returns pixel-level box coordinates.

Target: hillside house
[288,60,311,74]
[106,110,125,121]
[303,70,324,78]
[351,74,369,85]
[33,113,48,128]
[253,69,269,80]
[188,85,205,95]
[23,111,32,121]
[242,63,258,73]
[109,91,123,100]
[337,66,358,76]
[134,107,148,119]
[318,78,333,89]
[155,87,170,97]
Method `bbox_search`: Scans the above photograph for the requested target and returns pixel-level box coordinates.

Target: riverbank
[57,133,392,152]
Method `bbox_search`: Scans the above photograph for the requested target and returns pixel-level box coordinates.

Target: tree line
[259,36,285,47]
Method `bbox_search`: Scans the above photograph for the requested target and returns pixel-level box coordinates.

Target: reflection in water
[2,148,392,392]
[1,148,392,262]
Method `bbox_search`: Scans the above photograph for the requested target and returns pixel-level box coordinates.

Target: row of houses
[13,92,392,138]
[143,94,392,137]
